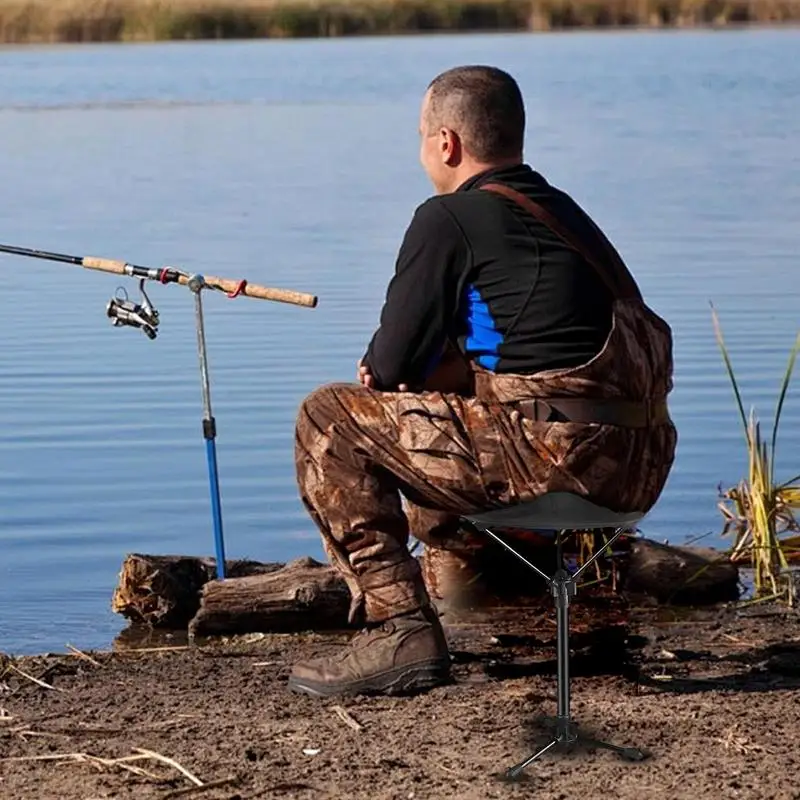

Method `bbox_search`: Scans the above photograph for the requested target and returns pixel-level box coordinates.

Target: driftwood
[423,533,741,609]
[111,554,283,628]
[619,538,740,604]
[189,556,351,637]
[111,535,740,638]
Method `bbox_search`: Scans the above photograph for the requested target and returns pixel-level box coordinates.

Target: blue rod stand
[188,274,227,580]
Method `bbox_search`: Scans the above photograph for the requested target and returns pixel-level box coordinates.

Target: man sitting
[289,65,677,699]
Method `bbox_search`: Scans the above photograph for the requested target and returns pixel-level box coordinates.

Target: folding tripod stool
[462,491,648,781]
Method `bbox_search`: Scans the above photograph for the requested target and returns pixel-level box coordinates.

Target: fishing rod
[1,242,318,581]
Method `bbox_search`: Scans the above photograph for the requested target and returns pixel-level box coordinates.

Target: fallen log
[422,532,741,609]
[189,556,351,637]
[619,538,740,604]
[111,554,283,628]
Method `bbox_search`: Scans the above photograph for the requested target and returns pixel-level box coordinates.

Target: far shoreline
[1,0,800,46]
[2,22,800,51]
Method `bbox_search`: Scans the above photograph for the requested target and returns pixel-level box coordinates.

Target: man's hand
[357,358,375,389]
[357,359,408,392]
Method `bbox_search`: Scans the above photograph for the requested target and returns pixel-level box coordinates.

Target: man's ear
[439,127,462,167]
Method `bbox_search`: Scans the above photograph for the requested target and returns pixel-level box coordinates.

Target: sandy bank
[1,600,798,799]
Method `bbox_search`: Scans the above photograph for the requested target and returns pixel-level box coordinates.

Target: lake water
[0,28,798,656]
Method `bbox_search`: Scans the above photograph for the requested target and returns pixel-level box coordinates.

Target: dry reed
[0,0,799,44]
[712,303,800,604]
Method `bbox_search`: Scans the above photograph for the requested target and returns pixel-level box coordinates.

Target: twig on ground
[721,633,763,647]
[66,644,104,668]
[1,751,168,780]
[3,747,207,789]
[112,761,165,780]
[8,664,64,692]
[0,753,88,763]
[331,705,364,732]
[0,708,13,724]
[137,715,203,731]
[114,647,193,654]
[132,747,204,786]
[738,592,783,607]
[38,714,203,737]
[160,777,240,798]
[85,754,164,781]
[79,753,108,772]
[12,728,69,742]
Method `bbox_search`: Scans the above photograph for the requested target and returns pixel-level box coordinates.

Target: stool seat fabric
[462,491,645,531]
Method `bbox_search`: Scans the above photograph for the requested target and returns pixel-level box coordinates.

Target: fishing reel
[106,279,160,340]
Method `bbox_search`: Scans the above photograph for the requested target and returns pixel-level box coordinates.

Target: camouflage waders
[289,182,677,696]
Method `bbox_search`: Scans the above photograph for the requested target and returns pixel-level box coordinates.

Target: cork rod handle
[195,273,318,308]
[80,256,318,308]
[82,256,127,274]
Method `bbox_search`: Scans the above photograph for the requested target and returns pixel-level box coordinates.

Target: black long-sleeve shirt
[362,164,615,391]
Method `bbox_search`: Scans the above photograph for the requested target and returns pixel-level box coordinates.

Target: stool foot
[502,722,648,780]
[504,738,559,781]
[579,735,647,762]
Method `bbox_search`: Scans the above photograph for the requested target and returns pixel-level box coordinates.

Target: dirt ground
[1,599,799,800]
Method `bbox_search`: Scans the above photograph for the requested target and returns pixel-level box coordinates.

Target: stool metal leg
[554,532,572,727]
[480,526,554,587]
[476,524,648,781]
[506,738,560,778]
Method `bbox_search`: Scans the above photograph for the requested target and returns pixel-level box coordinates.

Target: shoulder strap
[480,182,641,302]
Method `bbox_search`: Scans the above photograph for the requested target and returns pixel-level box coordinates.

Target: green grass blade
[710,303,749,442]
[770,330,800,479]
[777,474,800,490]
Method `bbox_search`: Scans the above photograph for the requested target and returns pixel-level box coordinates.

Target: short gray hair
[426,65,525,162]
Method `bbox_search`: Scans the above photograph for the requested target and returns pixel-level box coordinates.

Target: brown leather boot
[288,606,451,698]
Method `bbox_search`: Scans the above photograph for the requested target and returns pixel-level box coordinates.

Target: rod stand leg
[189,274,227,581]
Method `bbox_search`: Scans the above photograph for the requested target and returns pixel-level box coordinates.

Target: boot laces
[354,619,396,642]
